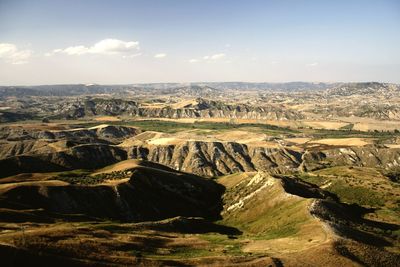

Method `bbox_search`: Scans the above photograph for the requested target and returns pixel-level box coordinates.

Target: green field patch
[328,181,385,207]
[294,173,327,186]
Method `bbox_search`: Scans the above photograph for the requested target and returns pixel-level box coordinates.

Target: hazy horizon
[1,0,399,85]
[0,80,398,87]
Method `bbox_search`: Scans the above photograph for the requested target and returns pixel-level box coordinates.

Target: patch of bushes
[384,170,400,183]
[56,170,132,185]
[328,181,385,207]
[294,173,327,186]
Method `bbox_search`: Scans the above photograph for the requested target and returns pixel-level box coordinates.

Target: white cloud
[63,45,89,55]
[91,39,139,54]
[0,43,32,64]
[154,53,167,58]
[209,53,226,60]
[191,53,226,63]
[122,53,142,59]
[50,39,140,57]
[306,62,318,67]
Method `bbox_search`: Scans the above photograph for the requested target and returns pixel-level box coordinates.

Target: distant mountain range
[0,82,398,98]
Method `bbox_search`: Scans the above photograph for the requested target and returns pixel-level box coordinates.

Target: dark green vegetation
[0,111,35,123]
[385,169,400,183]
[56,170,130,185]
[310,128,400,140]
[294,173,326,186]
[328,181,385,207]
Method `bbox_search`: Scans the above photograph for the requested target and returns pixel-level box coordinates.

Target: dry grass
[91,159,141,175]
[309,138,372,147]
[0,180,68,194]
[93,116,121,122]
[148,137,181,145]
[219,172,333,256]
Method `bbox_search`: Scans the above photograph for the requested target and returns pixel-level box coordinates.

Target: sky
[0,0,399,85]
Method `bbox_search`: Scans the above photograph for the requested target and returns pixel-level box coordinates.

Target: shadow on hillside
[132,216,242,235]
[276,175,400,247]
[312,199,399,247]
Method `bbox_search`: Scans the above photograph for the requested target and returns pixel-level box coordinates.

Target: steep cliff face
[300,146,400,171]
[2,138,400,179]
[127,142,400,176]
[1,124,400,178]
[127,141,302,176]
[51,98,304,120]
[136,105,303,120]
[0,125,138,159]
[0,125,138,143]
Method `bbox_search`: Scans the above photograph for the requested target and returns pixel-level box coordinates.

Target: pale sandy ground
[119,131,165,147]
[353,121,400,131]
[170,99,199,109]
[309,138,372,147]
[47,140,68,152]
[0,180,68,194]
[243,218,332,254]
[284,137,311,144]
[92,159,141,175]
[148,137,182,145]
[46,123,110,132]
[212,130,281,147]
[123,129,377,149]
[304,121,349,130]
[88,124,111,129]
[0,173,56,184]
[101,178,130,185]
[333,116,400,131]
[137,104,164,108]
[126,130,281,148]
[93,116,121,122]
[385,144,400,148]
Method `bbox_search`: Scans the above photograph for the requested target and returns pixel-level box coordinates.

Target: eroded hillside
[1,82,400,266]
